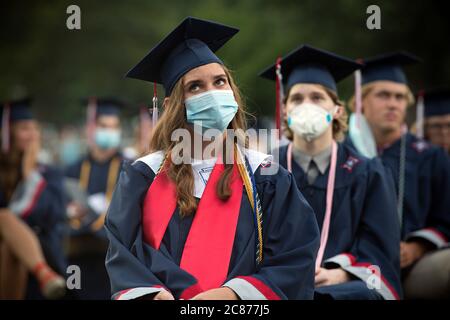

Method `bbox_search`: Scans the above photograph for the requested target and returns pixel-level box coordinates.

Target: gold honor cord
[235,145,263,264]
[74,157,121,231]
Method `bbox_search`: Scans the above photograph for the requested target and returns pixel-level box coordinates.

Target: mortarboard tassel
[152,82,159,128]
[1,103,11,153]
[275,57,285,139]
[416,90,425,139]
[86,97,97,147]
[139,104,151,154]
[354,68,362,129]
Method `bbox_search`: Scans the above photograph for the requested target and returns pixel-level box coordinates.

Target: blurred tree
[0,0,449,126]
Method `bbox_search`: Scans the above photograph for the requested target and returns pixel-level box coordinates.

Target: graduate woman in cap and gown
[260,45,402,300]
[64,98,125,299]
[105,17,320,300]
[346,52,450,299]
[0,98,66,299]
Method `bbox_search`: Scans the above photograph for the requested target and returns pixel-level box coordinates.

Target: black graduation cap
[1,97,33,123]
[421,88,450,117]
[82,97,125,117]
[125,17,239,96]
[361,51,421,85]
[1,97,34,152]
[259,44,361,93]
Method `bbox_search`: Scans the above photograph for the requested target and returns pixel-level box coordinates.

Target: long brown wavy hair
[0,124,24,202]
[149,65,248,217]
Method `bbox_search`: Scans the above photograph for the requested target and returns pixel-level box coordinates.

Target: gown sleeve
[104,161,200,300]
[5,166,67,273]
[223,163,320,300]
[323,158,402,300]
[404,148,450,248]
[8,166,66,228]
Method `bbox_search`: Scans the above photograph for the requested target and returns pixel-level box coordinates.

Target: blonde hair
[347,82,415,112]
[283,84,348,142]
[149,65,248,216]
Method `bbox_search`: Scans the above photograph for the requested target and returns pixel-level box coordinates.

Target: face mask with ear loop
[184,89,238,134]
[287,103,339,142]
[348,113,377,158]
[348,70,377,158]
[94,128,122,150]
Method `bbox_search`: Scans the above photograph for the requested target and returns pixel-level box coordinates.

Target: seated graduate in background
[346,52,450,299]
[260,45,402,300]
[0,98,67,299]
[64,98,125,299]
[105,17,320,300]
[417,88,450,155]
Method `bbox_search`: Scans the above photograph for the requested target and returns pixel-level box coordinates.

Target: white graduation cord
[397,134,406,229]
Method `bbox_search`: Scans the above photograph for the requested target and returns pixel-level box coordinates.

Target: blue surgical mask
[348,113,377,158]
[184,90,238,134]
[60,139,81,165]
[94,128,121,150]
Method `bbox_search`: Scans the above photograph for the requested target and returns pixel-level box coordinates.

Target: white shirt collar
[135,148,272,198]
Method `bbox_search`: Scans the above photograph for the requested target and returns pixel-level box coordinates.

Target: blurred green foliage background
[1,0,449,126]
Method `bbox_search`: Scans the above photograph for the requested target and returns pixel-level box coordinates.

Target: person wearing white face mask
[64,97,125,299]
[261,45,402,300]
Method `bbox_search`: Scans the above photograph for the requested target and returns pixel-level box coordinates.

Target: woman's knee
[403,248,450,299]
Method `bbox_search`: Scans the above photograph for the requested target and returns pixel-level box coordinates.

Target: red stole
[142,160,243,291]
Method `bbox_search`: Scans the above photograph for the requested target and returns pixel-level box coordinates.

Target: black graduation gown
[375,133,450,247]
[65,152,123,237]
[105,154,320,300]
[276,143,402,300]
[64,152,123,299]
